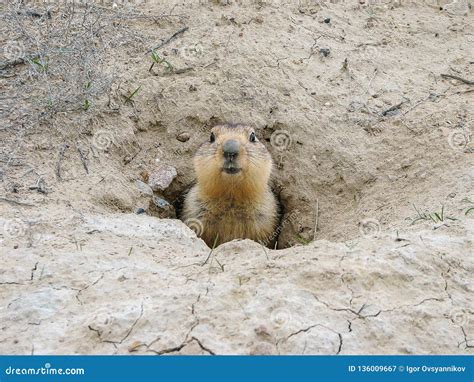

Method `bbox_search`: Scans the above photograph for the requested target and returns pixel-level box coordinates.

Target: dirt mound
[0,211,472,354]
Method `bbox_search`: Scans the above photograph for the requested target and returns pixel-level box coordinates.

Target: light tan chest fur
[182,185,277,246]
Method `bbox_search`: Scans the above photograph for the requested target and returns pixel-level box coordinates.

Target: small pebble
[443,1,469,16]
[140,170,149,183]
[324,18,331,23]
[153,196,176,219]
[319,48,330,57]
[148,165,177,191]
[153,197,170,209]
[135,180,153,196]
[177,132,191,142]
[400,159,411,169]
[135,207,146,215]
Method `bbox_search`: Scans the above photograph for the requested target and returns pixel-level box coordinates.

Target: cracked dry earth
[0,210,473,355]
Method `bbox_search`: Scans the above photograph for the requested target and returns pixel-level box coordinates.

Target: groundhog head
[194,124,273,201]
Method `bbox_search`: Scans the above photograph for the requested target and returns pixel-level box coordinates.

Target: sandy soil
[1,0,473,247]
[0,0,473,354]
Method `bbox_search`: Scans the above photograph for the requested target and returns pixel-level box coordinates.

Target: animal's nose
[223,139,240,159]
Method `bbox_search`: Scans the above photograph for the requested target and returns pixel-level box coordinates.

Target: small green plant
[31,57,49,72]
[295,234,311,245]
[411,204,456,225]
[83,81,92,110]
[123,85,141,104]
[149,50,173,72]
[461,198,474,216]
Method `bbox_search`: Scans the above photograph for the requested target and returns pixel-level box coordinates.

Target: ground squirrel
[182,124,278,247]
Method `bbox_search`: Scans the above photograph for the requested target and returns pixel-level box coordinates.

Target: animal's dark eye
[249,132,256,142]
[210,132,215,143]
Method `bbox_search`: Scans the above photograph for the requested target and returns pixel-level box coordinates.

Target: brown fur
[182,124,278,247]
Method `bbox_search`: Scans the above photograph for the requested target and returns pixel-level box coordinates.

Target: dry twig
[146,26,189,54]
[441,73,474,85]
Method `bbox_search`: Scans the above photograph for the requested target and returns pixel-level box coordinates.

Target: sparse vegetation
[461,198,474,216]
[149,50,174,72]
[294,235,311,245]
[31,56,48,72]
[123,85,141,104]
[410,204,457,225]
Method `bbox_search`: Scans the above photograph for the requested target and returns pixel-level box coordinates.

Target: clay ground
[0,0,473,354]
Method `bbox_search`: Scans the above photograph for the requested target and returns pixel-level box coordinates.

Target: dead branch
[146,26,189,54]
[76,143,89,174]
[382,99,409,117]
[441,73,474,85]
[0,197,35,207]
[56,144,69,180]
